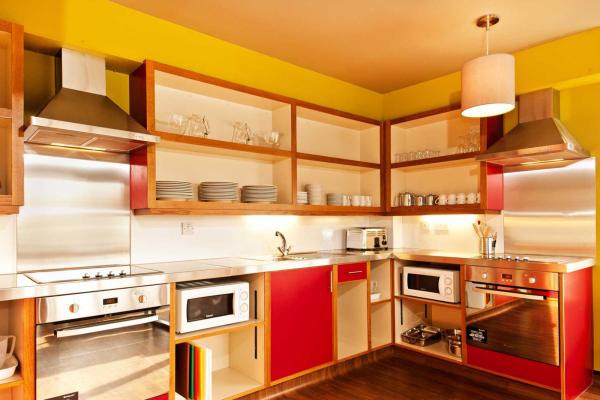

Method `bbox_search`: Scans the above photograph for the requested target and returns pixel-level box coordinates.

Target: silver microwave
[402,266,460,304]
[176,280,250,334]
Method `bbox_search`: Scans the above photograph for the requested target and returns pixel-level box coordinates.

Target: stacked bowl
[198,182,238,202]
[326,193,343,206]
[241,185,278,203]
[297,191,308,205]
[306,184,323,205]
[156,181,193,201]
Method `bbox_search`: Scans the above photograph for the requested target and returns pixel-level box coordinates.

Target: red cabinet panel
[270,266,333,381]
[337,262,367,283]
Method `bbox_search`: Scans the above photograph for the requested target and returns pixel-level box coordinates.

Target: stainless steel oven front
[35,284,170,400]
[465,265,560,366]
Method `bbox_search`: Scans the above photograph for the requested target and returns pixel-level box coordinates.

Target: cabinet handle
[347,270,363,275]
[330,271,333,293]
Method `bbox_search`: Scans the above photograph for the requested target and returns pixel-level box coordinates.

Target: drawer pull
[347,270,363,275]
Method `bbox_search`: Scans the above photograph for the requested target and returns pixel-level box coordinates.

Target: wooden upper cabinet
[128,61,384,216]
[0,20,24,215]
[386,105,504,215]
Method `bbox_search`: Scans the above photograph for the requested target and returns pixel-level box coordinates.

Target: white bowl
[0,355,18,381]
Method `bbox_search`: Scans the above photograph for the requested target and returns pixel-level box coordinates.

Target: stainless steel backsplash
[17,147,131,270]
[503,158,596,256]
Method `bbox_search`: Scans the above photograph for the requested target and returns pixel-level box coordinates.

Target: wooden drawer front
[338,262,367,283]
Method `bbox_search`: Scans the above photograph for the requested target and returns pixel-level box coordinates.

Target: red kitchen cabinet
[270,265,334,382]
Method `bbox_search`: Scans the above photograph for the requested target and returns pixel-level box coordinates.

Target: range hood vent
[24,49,159,153]
[476,88,588,167]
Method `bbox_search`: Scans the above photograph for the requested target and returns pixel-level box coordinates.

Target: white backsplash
[131,215,393,264]
[0,215,17,274]
[393,214,504,254]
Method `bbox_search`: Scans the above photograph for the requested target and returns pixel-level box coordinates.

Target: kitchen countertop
[0,249,594,301]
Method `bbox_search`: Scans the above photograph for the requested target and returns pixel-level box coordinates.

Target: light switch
[181,222,194,235]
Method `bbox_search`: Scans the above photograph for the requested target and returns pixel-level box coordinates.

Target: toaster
[346,228,388,250]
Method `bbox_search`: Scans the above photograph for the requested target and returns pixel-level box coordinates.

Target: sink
[244,252,324,262]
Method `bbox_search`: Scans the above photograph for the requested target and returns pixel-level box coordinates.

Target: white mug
[456,192,466,205]
[436,194,448,205]
[351,195,361,207]
[447,193,457,205]
[0,335,16,367]
[467,192,477,204]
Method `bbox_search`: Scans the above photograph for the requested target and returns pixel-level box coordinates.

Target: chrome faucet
[275,231,291,257]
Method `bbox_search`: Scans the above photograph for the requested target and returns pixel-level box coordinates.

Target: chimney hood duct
[24,49,159,153]
[476,88,588,167]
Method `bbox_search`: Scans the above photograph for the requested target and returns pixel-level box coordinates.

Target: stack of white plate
[156,181,193,201]
[242,185,278,203]
[326,193,343,206]
[198,182,239,202]
[297,191,308,205]
[306,184,323,205]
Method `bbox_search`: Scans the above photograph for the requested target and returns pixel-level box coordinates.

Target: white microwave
[176,280,250,334]
[402,266,460,304]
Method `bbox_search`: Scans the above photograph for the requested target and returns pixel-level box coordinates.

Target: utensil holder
[480,237,495,256]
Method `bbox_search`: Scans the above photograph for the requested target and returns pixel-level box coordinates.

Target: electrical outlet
[181,222,194,235]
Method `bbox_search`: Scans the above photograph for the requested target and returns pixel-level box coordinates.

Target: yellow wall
[1,0,382,119]
[383,27,600,120]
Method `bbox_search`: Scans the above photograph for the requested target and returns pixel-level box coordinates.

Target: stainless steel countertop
[0,249,594,301]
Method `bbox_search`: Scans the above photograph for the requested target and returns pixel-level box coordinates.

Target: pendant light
[461,14,515,118]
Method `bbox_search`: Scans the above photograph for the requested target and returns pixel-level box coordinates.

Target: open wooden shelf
[396,340,462,364]
[297,153,380,170]
[293,204,382,215]
[213,367,263,400]
[155,130,293,160]
[390,204,501,216]
[0,107,11,119]
[395,294,462,310]
[370,298,392,305]
[0,371,23,390]
[175,319,264,344]
[391,151,479,169]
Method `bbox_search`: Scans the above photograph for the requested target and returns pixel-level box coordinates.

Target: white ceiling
[112,0,600,93]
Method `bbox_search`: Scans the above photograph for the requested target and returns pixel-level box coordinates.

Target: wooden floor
[267,352,600,400]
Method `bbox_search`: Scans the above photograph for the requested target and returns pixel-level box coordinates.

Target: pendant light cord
[486,15,490,56]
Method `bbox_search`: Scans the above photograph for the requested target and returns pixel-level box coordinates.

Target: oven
[402,266,460,303]
[465,265,562,389]
[36,284,170,400]
[176,280,250,334]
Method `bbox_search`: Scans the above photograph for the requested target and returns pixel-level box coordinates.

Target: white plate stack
[306,184,323,205]
[326,193,343,206]
[242,185,278,203]
[156,181,193,201]
[297,191,308,205]
[198,182,239,202]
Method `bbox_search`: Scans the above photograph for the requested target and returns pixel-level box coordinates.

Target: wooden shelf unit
[129,61,384,216]
[394,294,462,310]
[336,278,369,360]
[386,105,503,215]
[175,319,264,344]
[0,21,24,215]
[0,298,35,400]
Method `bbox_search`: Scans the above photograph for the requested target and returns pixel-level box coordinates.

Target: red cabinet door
[270,265,333,381]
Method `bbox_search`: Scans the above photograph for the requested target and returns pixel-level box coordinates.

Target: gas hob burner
[24,265,159,284]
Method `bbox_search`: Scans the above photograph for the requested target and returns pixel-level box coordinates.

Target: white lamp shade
[461,53,515,118]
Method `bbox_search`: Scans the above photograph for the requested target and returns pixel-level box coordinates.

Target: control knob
[240,303,249,313]
[107,271,115,278]
[119,270,127,277]
[82,273,90,279]
[138,295,147,304]
[69,304,79,313]
[95,272,103,279]
[528,277,537,284]
[444,277,452,285]
[481,272,488,279]
[444,287,452,295]
[240,291,249,301]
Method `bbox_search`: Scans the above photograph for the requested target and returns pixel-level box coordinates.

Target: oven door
[36,307,170,400]
[178,285,239,333]
[466,284,559,366]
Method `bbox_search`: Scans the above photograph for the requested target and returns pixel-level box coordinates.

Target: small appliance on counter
[346,227,388,251]
[176,280,250,334]
[402,266,461,303]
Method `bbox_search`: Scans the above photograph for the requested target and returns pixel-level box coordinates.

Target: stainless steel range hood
[24,48,159,153]
[476,88,588,167]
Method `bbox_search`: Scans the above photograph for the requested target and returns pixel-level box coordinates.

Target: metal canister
[400,192,414,206]
[425,194,438,206]
[415,195,426,206]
